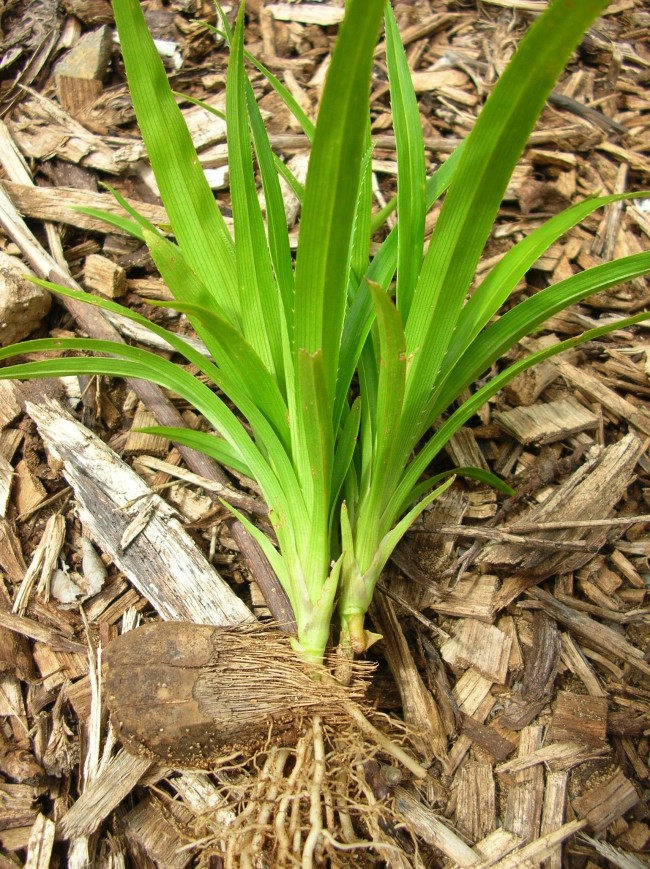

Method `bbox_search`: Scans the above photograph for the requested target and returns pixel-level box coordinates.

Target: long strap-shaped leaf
[227,7,285,384]
[293,0,384,408]
[385,0,426,321]
[401,0,610,445]
[113,0,239,324]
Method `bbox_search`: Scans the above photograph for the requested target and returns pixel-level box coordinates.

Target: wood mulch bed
[0,0,649,865]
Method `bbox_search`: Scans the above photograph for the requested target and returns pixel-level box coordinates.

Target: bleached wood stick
[27,398,252,627]
[58,750,154,839]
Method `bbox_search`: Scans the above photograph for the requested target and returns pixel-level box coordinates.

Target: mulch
[0,0,649,866]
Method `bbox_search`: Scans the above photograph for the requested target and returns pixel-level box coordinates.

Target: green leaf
[227,7,285,384]
[402,0,611,449]
[135,426,253,477]
[0,337,302,524]
[335,142,466,432]
[113,0,239,323]
[389,308,650,523]
[245,72,295,334]
[293,0,384,408]
[143,296,291,454]
[296,350,334,596]
[385,0,426,320]
[366,281,406,492]
[330,398,362,534]
[428,250,650,425]
[440,192,650,386]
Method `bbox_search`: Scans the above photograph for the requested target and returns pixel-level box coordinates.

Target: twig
[510,514,650,531]
[432,524,595,552]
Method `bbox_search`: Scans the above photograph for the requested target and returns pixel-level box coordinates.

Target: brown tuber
[104,621,369,767]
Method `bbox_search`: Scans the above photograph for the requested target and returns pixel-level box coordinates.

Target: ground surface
[0,0,649,866]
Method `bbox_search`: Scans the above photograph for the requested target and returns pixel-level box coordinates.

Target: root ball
[105,622,368,767]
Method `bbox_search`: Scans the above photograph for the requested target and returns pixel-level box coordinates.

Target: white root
[275,733,310,865]
[250,747,290,855]
[302,715,326,868]
[344,702,429,779]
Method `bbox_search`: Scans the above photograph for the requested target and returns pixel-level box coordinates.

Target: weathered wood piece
[560,632,606,697]
[393,786,480,867]
[124,406,169,458]
[499,611,561,729]
[471,828,523,865]
[53,26,112,118]
[1,180,170,234]
[480,433,643,579]
[266,3,345,25]
[547,691,608,747]
[472,820,588,869]
[83,253,126,298]
[0,252,51,347]
[7,90,130,175]
[493,397,599,445]
[552,356,650,437]
[0,611,86,654]
[371,594,447,761]
[455,763,496,843]
[122,796,194,869]
[497,741,603,776]
[0,519,26,583]
[0,382,21,429]
[539,770,568,869]
[23,813,55,869]
[525,587,650,677]
[0,454,12,518]
[504,725,544,843]
[58,750,154,839]
[446,426,489,470]
[26,398,251,627]
[441,619,512,684]
[572,769,639,833]
[460,713,514,762]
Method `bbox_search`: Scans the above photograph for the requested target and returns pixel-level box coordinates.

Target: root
[302,716,325,868]
[196,711,425,868]
[343,702,428,780]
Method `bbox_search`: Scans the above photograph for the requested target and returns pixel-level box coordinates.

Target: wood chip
[124,406,170,458]
[58,750,153,839]
[499,611,561,730]
[2,180,170,234]
[266,3,345,25]
[393,786,480,867]
[371,594,447,761]
[572,769,639,833]
[23,813,56,869]
[122,795,194,869]
[456,763,496,843]
[27,398,251,626]
[441,619,512,684]
[525,587,650,677]
[504,725,544,842]
[539,770,568,869]
[83,253,126,298]
[494,397,599,445]
[552,357,650,437]
[480,433,644,580]
[548,691,608,747]
[53,26,112,118]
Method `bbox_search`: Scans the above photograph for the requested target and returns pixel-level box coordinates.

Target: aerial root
[206,710,423,868]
